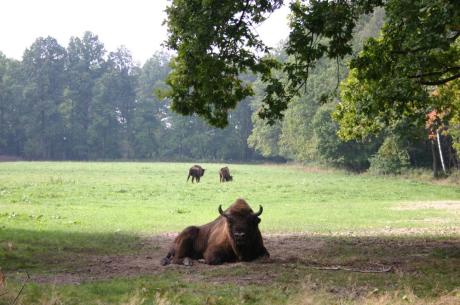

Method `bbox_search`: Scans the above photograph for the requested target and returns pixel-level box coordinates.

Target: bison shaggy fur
[187,165,205,183]
[161,198,269,265]
[219,166,233,182]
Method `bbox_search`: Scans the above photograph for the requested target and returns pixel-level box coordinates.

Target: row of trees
[1,3,458,176]
[247,8,437,172]
[162,0,459,175]
[0,32,257,161]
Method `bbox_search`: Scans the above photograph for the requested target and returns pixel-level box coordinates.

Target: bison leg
[203,248,236,265]
[183,257,193,266]
[161,257,170,266]
[257,247,270,261]
[260,246,270,258]
[170,256,194,266]
[161,248,175,266]
[166,226,200,265]
[206,256,223,265]
[187,174,191,182]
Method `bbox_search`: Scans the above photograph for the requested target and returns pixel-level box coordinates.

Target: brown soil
[24,233,460,286]
[392,201,460,211]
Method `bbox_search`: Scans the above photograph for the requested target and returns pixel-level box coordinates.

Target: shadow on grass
[0,228,143,272]
[1,229,459,303]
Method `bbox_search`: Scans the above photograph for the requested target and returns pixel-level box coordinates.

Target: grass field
[0,162,459,304]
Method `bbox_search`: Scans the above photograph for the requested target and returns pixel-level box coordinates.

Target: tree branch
[392,30,459,55]
[392,45,432,55]
[409,66,460,79]
[312,265,393,273]
[420,72,460,85]
[236,0,251,30]
[450,31,460,42]
[11,271,30,305]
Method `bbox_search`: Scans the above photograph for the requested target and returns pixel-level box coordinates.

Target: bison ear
[254,217,261,224]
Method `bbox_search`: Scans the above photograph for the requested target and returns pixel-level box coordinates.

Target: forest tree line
[0,9,458,175]
[249,8,459,175]
[0,32,256,161]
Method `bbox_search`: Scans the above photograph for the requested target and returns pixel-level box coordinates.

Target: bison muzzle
[161,198,269,266]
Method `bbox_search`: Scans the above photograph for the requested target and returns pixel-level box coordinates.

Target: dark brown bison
[187,165,205,183]
[161,198,269,266]
[219,166,233,182]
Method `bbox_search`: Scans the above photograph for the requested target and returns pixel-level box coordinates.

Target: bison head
[218,201,263,247]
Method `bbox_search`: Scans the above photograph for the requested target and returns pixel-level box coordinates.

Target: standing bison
[161,198,269,266]
[219,166,233,182]
[187,165,205,183]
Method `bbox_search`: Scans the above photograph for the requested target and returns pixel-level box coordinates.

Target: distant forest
[0,33,258,162]
[0,9,457,173]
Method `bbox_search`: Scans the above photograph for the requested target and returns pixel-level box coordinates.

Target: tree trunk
[436,130,446,174]
[431,140,439,177]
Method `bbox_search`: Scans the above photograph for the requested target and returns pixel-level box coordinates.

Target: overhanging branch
[409,66,460,79]
[419,72,460,85]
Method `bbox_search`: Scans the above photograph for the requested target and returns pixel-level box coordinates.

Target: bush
[313,104,380,171]
[369,136,410,175]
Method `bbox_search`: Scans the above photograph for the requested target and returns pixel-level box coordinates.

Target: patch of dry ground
[392,201,460,211]
[21,233,460,286]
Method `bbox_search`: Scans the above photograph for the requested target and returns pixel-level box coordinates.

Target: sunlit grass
[0,162,459,305]
[0,162,459,235]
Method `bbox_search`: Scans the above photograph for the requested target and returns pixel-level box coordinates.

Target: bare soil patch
[22,233,460,286]
[392,201,460,211]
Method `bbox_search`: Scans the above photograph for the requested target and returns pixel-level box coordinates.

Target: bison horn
[252,205,263,217]
[218,205,229,218]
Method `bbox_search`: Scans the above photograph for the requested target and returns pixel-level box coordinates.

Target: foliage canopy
[335,0,460,140]
[164,0,460,130]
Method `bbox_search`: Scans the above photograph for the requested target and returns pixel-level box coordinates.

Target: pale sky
[0,0,290,65]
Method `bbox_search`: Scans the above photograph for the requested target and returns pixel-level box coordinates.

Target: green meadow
[1,162,459,304]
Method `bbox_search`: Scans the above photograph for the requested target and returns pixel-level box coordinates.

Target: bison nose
[234,232,246,238]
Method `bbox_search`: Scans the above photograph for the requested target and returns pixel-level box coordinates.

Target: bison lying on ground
[161,198,269,266]
[187,165,205,183]
[219,166,233,182]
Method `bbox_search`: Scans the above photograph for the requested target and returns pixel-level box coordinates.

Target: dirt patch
[18,233,459,286]
[359,226,460,236]
[392,201,460,211]
[27,234,331,285]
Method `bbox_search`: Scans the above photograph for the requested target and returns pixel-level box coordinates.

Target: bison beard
[161,198,269,266]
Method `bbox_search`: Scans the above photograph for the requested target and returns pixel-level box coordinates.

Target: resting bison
[219,166,233,182]
[187,165,205,183]
[161,198,269,266]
